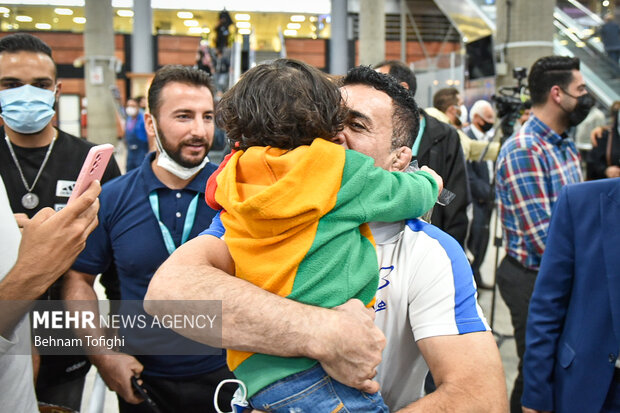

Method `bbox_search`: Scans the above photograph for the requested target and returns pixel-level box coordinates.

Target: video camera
[491,67,528,139]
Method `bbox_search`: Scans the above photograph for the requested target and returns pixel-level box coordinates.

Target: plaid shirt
[495,115,583,270]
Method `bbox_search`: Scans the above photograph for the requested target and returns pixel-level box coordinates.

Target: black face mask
[561,90,595,127]
[479,121,494,133]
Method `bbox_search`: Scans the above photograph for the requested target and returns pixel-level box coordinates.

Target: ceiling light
[0,7,10,14]
[236,21,251,29]
[188,27,202,34]
[283,29,298,36]
[235,13,250,21]
[309,16,317,22]
[183,20,199,27]
[177,11,193,19]
[73,17,86,24]
[16,15,32,22]
[238,28,251,35]
[603,0,610,6]
[116,10,134,17]
[35,23,52,30]
[287,23,301,30]
[290,15,305,22]
[54,8,73,15]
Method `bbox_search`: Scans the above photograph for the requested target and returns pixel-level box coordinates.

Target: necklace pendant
[21,192,39,209]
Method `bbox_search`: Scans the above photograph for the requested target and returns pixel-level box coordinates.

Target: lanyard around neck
[412,116,426,158]
[148,190,199,255]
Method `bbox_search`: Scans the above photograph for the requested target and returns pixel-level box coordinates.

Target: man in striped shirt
[495,55,592,413]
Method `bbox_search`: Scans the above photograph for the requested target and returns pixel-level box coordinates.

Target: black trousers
[496,255,538,413]
[36,375,86,411]
[118,365,236,413]
[467,201,493,286]
[602,371,620,412]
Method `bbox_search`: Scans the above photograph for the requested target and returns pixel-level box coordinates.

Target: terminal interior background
[0,0,617,411]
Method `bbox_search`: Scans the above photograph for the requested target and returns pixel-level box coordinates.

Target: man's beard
[157,126,210,167]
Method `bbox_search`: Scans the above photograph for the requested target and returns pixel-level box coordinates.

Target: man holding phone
[0,178,101,413]
[0,33,121,410]
[63,65,234,412]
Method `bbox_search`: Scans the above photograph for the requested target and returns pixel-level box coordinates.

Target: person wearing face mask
[123,97,149,171]
[426,87,501,162]
[464,100,497,290]
[63,65,235,413]
[0,33,121,411]
[495,55,591,413]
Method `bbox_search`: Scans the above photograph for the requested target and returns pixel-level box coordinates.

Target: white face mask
[458,104,468,126]
[152,117,209,180]
[125,106,138,117]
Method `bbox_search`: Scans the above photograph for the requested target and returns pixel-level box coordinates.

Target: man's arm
[0,181,100,337]
[590,125,609,147]
[145,234,386,393]
[521,186,575,413]
[397,332,508,413]
[62,269,144,404]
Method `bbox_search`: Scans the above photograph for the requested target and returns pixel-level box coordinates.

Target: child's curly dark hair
[216,59,347,150]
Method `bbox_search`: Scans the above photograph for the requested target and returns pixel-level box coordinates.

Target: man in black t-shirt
[0,33,121,411]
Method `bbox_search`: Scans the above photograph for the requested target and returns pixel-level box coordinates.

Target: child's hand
[421,165,444,195]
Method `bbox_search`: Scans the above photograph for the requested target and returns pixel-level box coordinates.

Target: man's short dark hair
[342,66,420,150]
[528,56,580,106]
[374,60,417,96]
[0,33,53,58]
[216,58,346,150]
[147,65,214,118]
[0,33,56,77]
[433,88,460,113]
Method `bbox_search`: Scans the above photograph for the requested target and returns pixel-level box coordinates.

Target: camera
[491,67,529,139]
[513,66,527,81]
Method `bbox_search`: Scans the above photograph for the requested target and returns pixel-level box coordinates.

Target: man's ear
[144,112,155,138]
[550,85,562,105]
[390,146,412,172]
[54,80,62,99]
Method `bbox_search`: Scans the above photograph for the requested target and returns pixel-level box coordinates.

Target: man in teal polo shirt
[63,65,234,412]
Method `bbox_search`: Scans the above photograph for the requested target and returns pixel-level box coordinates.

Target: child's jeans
[249,364,389,412]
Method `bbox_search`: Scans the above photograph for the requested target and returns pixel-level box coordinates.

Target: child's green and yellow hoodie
[206,138,438,397]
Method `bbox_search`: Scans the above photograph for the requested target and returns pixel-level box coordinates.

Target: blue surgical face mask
[0,84,56,134]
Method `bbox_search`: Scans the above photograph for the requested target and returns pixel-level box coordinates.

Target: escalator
[434,0,620,109]
[553,0,620,108]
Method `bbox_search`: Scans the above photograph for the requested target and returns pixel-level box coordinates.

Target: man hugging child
[207,59,441,412]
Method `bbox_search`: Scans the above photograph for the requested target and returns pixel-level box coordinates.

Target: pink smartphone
[67,144,115,204]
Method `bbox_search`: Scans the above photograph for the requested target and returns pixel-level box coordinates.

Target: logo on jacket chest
[56,180,76,198]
